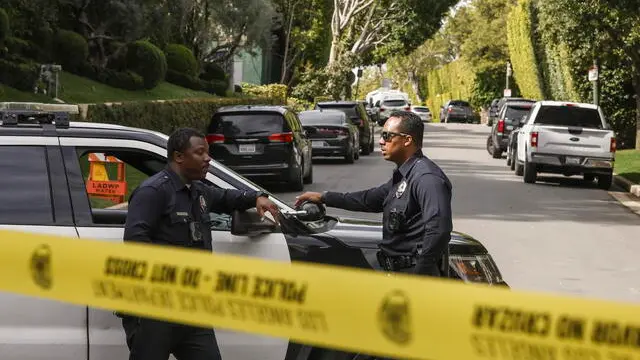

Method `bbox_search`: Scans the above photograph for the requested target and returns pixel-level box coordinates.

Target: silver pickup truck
[515,101,616,189]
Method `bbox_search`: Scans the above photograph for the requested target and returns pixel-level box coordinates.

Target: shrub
[200,79,228,96]
[0,59,39,91]
[164,44,198,77]
[241,83,288,104]
[85,97,284,135]
[200,62,227,81]
[166,69,202,90]
[0,8,9,47]
[53,30,88,73]
[126,40,167,89]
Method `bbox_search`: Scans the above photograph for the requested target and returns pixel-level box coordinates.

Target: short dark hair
[388,110,423,147]
[167,127,206,161]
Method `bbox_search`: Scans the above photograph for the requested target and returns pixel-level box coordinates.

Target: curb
[613,174,640,197]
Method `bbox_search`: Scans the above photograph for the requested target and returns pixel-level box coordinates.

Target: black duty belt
[376,251,416,271]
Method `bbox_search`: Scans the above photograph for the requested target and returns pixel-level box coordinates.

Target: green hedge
[507,0,544,100]
[0,59,39,91]
[85,97,284,135]
[126,40,167,89]
[425,59,475,121]
[165,44,198,77]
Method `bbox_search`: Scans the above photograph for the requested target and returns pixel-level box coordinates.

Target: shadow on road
[438,158,640,225]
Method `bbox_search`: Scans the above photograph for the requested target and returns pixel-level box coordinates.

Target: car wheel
[486,136,494,156]
[510,148,516,171]
[492,144,502,159]
[523,157,537,184]
[303,161,313,184]
[344,146,355,164]
[368,134,374,153]
[361,139,371,155]
[506,148,512,166]
[597,173,612,190]
[514,156,524,176]
[583,174,595,183]
[288,161,304,191]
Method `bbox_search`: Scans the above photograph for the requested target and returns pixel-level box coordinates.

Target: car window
[299,113,344,125]
[382,100,407,107]
[0,146,54,225]
[504,106,532,124]
[413,107,429,113]
[209,112,290,137]
[534,106,603,129]
[317,104,358,119]
[450,100,470,107]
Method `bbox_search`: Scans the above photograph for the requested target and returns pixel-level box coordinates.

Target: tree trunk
[409,70,423,104]
[328,36,340,66]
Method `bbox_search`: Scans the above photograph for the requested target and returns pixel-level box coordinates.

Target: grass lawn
[1,71,217,105]
[614,149,640,184]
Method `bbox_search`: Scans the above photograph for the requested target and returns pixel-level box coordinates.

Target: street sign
[588,65,599,81]
[503,88,512,97]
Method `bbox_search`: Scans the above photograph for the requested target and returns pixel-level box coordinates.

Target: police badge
[199,195,207,213]
[395,180,407,198]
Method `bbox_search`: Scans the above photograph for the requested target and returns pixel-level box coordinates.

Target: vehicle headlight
[449,254,507,286]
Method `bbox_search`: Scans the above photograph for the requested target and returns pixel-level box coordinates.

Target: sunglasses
[381,130,411,142]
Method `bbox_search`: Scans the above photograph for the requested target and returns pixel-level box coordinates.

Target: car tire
[597,173,612,190]
[492,144,502,159]
[344,146,355,164]
[506,148,512,166]
[368,134,374,153]
[510,148,516,171]
[486,136,494,155]
[515,158,524,176]
[303,161,313,184]
[289,161,304,191]
[583,174,595,183]
[361,139,371,155]
[523,157,537,184]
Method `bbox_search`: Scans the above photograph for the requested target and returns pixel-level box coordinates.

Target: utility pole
[504,61,512,97]
[588,60,599,106]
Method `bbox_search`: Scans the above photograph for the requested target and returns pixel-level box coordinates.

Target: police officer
[121,127,280,360]
[295,111,453,277]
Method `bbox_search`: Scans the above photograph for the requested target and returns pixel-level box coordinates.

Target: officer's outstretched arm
[322,179,392,213]
[123,186,165,243]
[203,186,260,214]
[414,174,453,276]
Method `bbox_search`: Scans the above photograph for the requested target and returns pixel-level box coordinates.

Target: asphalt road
[267,122,640,304]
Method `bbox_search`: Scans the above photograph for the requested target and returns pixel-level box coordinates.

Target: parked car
[505,114,529,171]
[487,101,535,159]
[488,97,535,127]
[0,102,508,360]
[515,101,616,188]
[315,101,375,155]
[207,105,313,191]
[298,109,360,163]
[439,100,478,123]
[358,99,379,125]
[411,105,432,122]
[375,97,411,125]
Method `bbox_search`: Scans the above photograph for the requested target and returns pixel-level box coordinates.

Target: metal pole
[593,60,599,106]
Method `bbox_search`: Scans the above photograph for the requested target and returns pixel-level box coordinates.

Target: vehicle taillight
[530,131,539,147]
[379,107,385,112]
[404,107,411,111]
[610,137,616,153]
[497,119,505,134]
[268,132,293,143]
[206,134,224,144]
[447,107,452,113]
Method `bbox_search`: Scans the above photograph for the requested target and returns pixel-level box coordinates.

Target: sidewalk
[610,174,640,216]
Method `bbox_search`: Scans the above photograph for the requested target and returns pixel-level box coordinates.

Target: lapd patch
[199,195,207,213]
[395,180,407,198]
[378,289,412,345]
[30,244,52,290]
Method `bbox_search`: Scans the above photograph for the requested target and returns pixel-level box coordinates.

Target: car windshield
[534,106,603,129]
[413,107,429,113]
[383,100,407,107]
[209,112,288,136]
[504,106,532,123]
[317,104,358,118]
[299,112,344,125]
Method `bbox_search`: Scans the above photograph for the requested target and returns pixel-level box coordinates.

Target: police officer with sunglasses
[121,128,280,360]
[295,111,453,278]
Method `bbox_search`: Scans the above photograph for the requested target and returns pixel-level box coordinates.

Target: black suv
[207,105,313,191]
[487,100,535,158]
[315,101,375,155]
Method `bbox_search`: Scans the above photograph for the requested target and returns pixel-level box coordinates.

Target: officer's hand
[256,196,280,223]
[294,192,323,208]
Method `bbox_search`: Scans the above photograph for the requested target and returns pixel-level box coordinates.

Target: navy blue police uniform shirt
[123,166,261,251]
[322,150,453,275]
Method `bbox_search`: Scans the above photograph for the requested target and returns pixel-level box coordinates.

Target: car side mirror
[231,208,277,237]
[294,201,326,222]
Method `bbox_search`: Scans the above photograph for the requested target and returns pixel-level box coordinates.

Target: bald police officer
[295,111,453,277]
[121,127,280,360]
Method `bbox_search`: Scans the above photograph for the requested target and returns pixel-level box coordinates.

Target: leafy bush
[76,62,145,91]
[287,97,313,112]
[241,83,288,104]
[164,44,198,77]
[85,97,283,135]
[126,40,167,89]
[0,59,39,91]
[200,62,227,81]
[200,79,228,96]
[0,8,9,47]
[53,30,88,73]
[166,69,202,91]
[507,0,544,100]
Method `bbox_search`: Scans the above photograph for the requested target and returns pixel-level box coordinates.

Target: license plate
[238,144,256,153]
[506,125,514,130]
[566,156,581,165]
[312,141,325,148]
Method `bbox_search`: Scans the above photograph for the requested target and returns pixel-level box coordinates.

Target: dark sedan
[298,109,359,163]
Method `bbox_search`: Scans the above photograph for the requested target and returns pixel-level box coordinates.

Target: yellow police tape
[1,228,640,360]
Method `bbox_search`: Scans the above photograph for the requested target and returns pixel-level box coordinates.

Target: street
[272,123,640,303]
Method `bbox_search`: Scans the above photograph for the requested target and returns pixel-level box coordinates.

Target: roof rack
[0,102,77,128]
